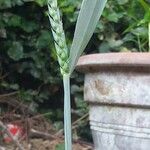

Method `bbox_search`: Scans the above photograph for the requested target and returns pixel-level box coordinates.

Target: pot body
[76,53,150,150]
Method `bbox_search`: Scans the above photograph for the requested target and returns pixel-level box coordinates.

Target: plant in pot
[76,1,150,150]
[123,0,150,52]
[137,0,150,51]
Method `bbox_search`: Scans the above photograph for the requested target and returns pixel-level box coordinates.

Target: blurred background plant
[137,0,150,51]
[0,0,149,143]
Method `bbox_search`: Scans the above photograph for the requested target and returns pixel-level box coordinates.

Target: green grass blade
[139,0,150,12]
[148,22,150,52]
[69,0,107,74]
[63,75,72,150]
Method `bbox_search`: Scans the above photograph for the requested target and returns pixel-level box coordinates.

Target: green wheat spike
[47,0,69,75]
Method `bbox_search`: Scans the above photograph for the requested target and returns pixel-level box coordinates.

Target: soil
[3,138,93,150]
[0,95,93,150]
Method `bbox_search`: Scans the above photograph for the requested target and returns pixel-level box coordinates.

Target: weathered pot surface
[76,53,150,150]
[76,52,150,71]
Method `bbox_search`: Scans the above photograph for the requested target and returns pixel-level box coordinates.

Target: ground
[0,95,93,150]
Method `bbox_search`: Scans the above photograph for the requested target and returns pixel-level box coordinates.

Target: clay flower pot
[76,53,150,150]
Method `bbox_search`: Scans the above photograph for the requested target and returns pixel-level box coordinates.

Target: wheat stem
[63,75,72,150]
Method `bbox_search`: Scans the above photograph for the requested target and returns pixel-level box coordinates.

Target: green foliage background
[0,0,148,141]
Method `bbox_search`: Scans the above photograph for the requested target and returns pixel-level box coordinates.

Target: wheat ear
[47,0,72,150]
[48,0,69,75]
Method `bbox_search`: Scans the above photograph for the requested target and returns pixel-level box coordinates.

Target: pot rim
[76,52,150,72]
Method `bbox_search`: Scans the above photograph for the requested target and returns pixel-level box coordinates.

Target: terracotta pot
[76,53,150,150]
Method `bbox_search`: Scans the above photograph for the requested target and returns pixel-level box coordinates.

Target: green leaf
[12,0,24,6]
[131,27,148,37]
[20,89,37,102]
[36,30,51,49]
[138,0,150,25]
[30,68,41,78]
[116,0,128,5]
[54,121,64,130]
[106,12,124,23]
[1,81,19,90]
[9,84,19,90]
[0,0,31,9]
[6,14,21,27]
[35,0,47,7]
[0,0,12,9]
[99,42,110,53]
[7,41,24,61]
[144,12,150,23]
[55,143,65,150]
[21,19,39,33]
[139,0,150,12]
[69,0,107,74]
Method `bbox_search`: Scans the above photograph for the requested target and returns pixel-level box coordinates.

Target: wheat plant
[47,0,107,149]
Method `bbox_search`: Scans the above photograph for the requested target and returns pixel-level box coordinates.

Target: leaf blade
[69,0,107,74]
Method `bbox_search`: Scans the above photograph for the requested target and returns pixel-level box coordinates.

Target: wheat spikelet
[48,0,69,75]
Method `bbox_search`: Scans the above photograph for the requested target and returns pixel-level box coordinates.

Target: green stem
[148,22,150,52]
[137,34,142,52]
[63,74,72,150]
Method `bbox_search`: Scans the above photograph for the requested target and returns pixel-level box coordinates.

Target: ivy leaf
[9,84,19,90]
[106,12,124,23]
[0,0,12,9]
[21,19,39,33]
[99,42,110,53]
[36,30,51,49]
[1,81,19,90]
[35,0,47,7]
[7,41,24,61]
[0,0,31,9]
[116,0,128,5]
[5,14,21,27]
